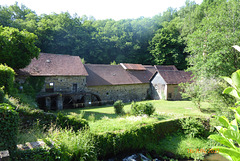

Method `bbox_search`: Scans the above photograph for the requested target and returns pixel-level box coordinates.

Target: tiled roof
[20,53,88,76]
[158,70,192,84]
[154,65,178,71]
[120,63,146,71]
[85,64,155,86]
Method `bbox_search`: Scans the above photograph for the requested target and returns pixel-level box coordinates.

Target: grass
[89,115,163,133]
[145,133,220,160]
[57,100,214,133]
[61,100,212,121]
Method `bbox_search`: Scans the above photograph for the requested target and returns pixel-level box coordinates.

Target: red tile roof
[154,65,178,71]
[20,53,88,76]
[158,70,192,84]
[85,64,155,86]
[120,63,146,71]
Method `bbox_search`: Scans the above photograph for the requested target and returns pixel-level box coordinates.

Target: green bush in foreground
[0,103,19,153]
[113,100,125,115]
[130,102,155,116]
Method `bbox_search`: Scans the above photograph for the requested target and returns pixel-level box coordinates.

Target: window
[73,83,78,92]
[45,82,54,92]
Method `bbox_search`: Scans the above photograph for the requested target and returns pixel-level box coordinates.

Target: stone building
[150,66,192,100]
[20,53,89,110]
[84,63,155,102]
[19,53,192,110]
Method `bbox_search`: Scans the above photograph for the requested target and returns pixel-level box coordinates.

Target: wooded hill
[1,0,240,76]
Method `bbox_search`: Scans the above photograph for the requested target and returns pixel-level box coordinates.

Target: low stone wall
[87,83,150,102]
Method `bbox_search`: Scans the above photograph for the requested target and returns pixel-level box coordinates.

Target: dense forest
[1,0,240,74]
[0,0,197,70]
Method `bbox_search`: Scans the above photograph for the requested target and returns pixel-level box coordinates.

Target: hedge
[0,86,4,103]
[17,108,89,131]
[94,118,181,159]
[0,103,19,154]
[0,64,15,94]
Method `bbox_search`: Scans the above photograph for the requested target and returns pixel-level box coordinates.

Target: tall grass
[47,128,97,161]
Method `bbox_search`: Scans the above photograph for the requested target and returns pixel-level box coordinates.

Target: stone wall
[87,83,150,102]
[42,76,87,93]
[166,84,182,100]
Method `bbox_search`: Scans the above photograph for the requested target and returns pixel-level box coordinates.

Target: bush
[0,64,15,94]
[113,100,125,115]
[0,86,4,103]
[130,102,155,116]
[56,112,89,131]
[0,103,19,153]
[180,117,206,138]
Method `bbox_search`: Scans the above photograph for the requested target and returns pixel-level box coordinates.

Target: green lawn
[61,100,212,121]
[58,100,214,133]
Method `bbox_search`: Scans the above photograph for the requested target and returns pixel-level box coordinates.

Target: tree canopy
[0,26,40,69]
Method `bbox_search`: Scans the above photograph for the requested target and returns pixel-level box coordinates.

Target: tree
[186,0,240,78]
[149,17,187,70]
[0,26,40,69]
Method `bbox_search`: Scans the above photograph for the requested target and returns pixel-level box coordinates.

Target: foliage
[17,107,88,132]
[186,0,240,78]
[0,64,15,94]
[0,103,19,153]
[56,112,89,132]
[0,26,40,69]
[130,102,155,116]
[47,128,97,161]
[0,86,4,103]
[149,17,187,70]
[180,77,235,115]
[208,69,240,161]
[17,120,47,144]
[180,81,202,111]
[113,100,125,115]
[180,117,206,138]
[20,76,45,97]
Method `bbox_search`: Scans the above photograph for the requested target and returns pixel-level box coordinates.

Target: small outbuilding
[151,66,192,100]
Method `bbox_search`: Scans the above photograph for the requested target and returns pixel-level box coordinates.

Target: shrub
[0,103,19,153]
[57,112,89,131]
[0,64,15,94]
[130,102,155,116]
[180,117,206,138]
[144,103,155,116]
[0,86,4,103]
[113,100,125,115]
